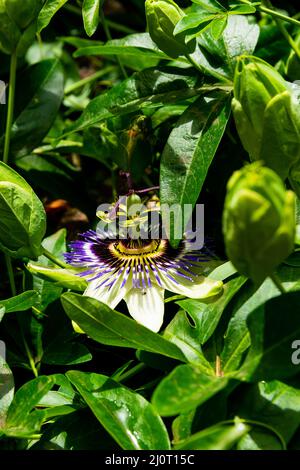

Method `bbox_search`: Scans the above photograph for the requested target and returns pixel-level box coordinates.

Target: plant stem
[264,0,300,60]
[116,363,146,382]
[238,0,300,27]
[184,54,230,83]
[22,334,39,378]
[259,5,300,27]
[3,50,17,165]
[270,273,286,294]
[42,248,68,269]
[99,8,128,79]
[4,253,16,296]
[65,65,116,94]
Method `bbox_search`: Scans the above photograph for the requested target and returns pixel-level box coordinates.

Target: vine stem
[65,65,116,94]
[3,50,17,165]
[270,273,286,294]
[99,7,128,79]
[42,248,68,269]
[264,0,300,61]
[238,0,300,27]
[4,253,16,297]
[3,51,18,297]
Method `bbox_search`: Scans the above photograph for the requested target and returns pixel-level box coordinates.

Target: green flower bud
[0,0,43,56]
[232,56,300,182]
[223,163,296,285]
[145,0,195,58]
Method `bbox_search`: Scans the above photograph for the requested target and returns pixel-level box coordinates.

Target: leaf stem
[116,363,146,382]
[22,333,39,378]
[65,65,116,94]
[270,273,286,294]
[4,253,16,296]
[238,0,300,27]
[42,248,68,269]
[3,50,17,165]
[264,0,300,60]
[99,8,128,79]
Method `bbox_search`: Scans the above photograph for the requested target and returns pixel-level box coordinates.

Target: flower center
[109,239,166,259]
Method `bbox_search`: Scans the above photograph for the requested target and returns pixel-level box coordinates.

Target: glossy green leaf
[177,275,246,345]
[238,380,300,445]
[67,371,171,450]
[3,376,55,438]
[74,33,168,70]
[191,0,225,12]
[0,290,39,314]
[210,16,228,40]
[237,291,300,381]
[27,263,87,291]
[163,310,214,371]
[160,91,231,246]
[0,59,64,159]
[30,409,116,450]
[152,364,228,416]
[37,0,69,32]
[64,67,201,135]
[0,161,46,259]
[195,15,259,80]
[0,356,14,428]
[221,266,300,373]
[174,421,249,450]
[42,306,92,366]
[61,293,186,361]
[29,229,68,311]
[82,0,101,37]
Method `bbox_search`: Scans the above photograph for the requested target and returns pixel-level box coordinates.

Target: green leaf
[27,263,87,291]
[191,0,225,12]
[30,229,68,311]
[74,44,168,60]
[229,5,257,14]
[0,161,46,259]
[238,380,300,445]
[177,276,246,345]
[210,16,228,40]
[0,356,14,429]
[0,59,64,159]
[238,291,300,381]
[237,429,283,450]
[3,376,55,438]
[67,371,171,450]
[174,421,249,450]
[63,67,201,135]
[152,364,228,416]
[30,409,116,450]
[82,0,100,37]
[42,306,92,366]
[195,15,259,80]
[160,92,231,246]
[0,290,39,314]
[163,310,215,372]
[74,33,168,70]
[221,266,300,373]
[174,12,217,36]
[61,293,186,361]
[37,0,70,32]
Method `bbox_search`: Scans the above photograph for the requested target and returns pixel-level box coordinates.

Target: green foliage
[1,0,300,451]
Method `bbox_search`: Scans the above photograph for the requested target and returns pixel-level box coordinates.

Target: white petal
[160,274,223,299]
[124,286,165,332]
[83,274,130,310]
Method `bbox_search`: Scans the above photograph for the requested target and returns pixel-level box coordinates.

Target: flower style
[64,228,223,332]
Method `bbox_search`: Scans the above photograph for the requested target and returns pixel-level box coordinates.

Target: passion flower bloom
[64,230,223,332]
